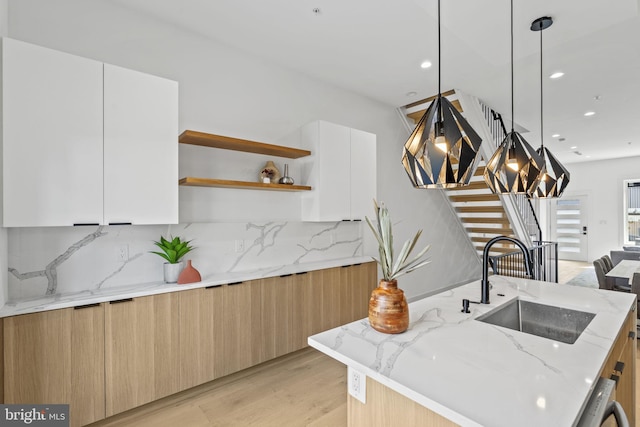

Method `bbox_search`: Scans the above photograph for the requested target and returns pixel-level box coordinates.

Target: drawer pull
[228,281,243,286]
[74,303,100,310]
[629,331,636,339]
[610,374,620,385]
[614,361,625,373]
[279,274,292,278]
[73,222,100,226]
[205,284,222,289]
[108,222,132,226]
[296,271,308,275]
[110,298,133,304]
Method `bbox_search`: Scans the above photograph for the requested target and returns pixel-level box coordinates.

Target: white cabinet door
[103,64,178,225]
[301,121,350,221]
[2,38,103,227]
[301,121,376,221]
[349,128,376,221]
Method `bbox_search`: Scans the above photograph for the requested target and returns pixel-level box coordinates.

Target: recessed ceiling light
[420,61,432,69]
[406,91,417,97]
[570,146,577,149]
[552,134,560,138]
[584,111,595,117]
[585,155,591,158]
[550,72,564,79]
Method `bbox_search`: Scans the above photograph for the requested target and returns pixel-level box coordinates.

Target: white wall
[0,0,7,307]
[5,0,480,300]
[561,156,640,261]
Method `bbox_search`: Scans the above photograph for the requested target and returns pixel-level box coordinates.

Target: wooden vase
[368,279,409,334]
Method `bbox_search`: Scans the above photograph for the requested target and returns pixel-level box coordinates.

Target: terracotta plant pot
[177,260,202,285]
[368,279,409,334]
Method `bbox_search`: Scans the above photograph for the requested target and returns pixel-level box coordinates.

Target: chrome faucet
[481,236,533,304]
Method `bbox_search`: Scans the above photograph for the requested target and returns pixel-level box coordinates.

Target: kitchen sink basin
[476,298,595,344]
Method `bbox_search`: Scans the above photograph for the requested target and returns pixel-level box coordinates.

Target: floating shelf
[179,130,311,159]
[179,177,312,192]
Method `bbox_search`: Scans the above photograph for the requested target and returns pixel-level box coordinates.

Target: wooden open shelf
[179,177,312,192]
[179,130,311,159]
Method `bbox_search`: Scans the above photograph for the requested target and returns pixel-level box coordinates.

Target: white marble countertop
[308,275,636,427]
[0,256,373,318]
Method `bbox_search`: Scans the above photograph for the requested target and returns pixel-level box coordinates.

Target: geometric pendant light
[484,0,544,195]
[529,16,570,198]
[402,0,483,189]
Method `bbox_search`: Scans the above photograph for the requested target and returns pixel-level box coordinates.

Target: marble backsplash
[7,221,365,300]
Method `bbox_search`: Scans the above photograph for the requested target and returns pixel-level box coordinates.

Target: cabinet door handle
[109,298,133,304]
[227,281,243,286]
[610,374,620,385]
[614,361,625,374]
[108,222,132,226]
[629,331,636,339]
[352,219,362,222]
[296,271,308,275]
[73,223,100,226]
[74,303,100,310]
[205,284,222,289]
[279,274,292,278]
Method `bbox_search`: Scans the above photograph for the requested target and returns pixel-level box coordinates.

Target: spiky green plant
[151,235,194,264]
[365,200,430,281]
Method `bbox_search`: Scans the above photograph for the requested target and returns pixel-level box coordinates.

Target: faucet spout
[481,236,533,304]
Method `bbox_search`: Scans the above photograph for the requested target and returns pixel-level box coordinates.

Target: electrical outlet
[235,239,245,253]
[117,244,129,262]
[348,366,366,403]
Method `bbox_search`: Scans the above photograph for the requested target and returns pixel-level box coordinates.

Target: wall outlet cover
[348,366,366,403]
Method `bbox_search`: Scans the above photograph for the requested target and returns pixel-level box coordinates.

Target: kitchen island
[308,275,637,427]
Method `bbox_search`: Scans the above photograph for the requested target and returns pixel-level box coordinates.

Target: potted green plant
[366,200,430,333]
[151,235,194,283]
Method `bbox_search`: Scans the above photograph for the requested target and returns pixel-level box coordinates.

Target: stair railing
[489,241,558,283]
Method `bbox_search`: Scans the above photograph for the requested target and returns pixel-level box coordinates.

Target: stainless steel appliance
[577,377,629,427]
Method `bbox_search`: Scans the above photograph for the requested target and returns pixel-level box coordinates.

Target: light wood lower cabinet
[178,285,225,390]
[104,293,180,417]
[600,307,636,426]
[2,303,105,427]
[1,262,377,425]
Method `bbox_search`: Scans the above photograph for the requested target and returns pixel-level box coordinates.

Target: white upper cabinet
[2,37,104,227]
[1,38,178,227]
[301,121,376,221]
[104,64,178,225]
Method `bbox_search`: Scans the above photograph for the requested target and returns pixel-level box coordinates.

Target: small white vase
[163,262,184,283]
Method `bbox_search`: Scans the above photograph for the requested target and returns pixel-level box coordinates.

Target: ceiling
[111,0,640,164]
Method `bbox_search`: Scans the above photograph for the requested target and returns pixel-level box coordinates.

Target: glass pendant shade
[532,146,570,198]
[402,95,483,188]
[484,131,544,194]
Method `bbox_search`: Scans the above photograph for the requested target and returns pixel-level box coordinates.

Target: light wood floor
[89,347,347,427]
[558,259,592,284]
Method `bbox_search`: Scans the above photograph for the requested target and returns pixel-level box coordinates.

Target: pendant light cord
[510,0,514,134]
[438,0,441,96]
[540,25,544,149]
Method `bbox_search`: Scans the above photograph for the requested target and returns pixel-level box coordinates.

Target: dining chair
[593,259,613,290]
[601,255,614,272]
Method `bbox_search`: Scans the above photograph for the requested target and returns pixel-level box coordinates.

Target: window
[624,180,640,245]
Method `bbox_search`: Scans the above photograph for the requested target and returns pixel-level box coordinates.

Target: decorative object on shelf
[365,200,431,333]
[150,235,194,283]
[484,0,544,194]
[177,259,202,284]
[278,164,295,185]
[529,16,570,198]
[401,0,483,189]
[259,160,281,184]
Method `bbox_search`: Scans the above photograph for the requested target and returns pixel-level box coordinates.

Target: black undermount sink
[476,298,595,344]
